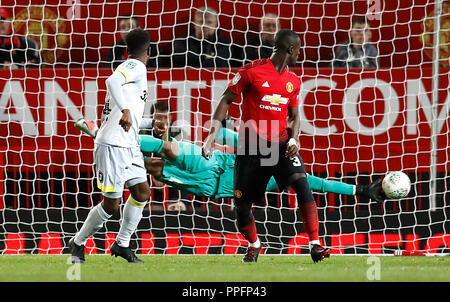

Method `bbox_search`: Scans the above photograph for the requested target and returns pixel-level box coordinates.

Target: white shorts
[94,143,147,198]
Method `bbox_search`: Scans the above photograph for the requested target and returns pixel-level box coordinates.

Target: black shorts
[233,143,306,206]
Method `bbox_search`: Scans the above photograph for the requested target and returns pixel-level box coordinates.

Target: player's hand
[202,139,214,160]
[355,178,386,202]
[153,120,167,138]
[285,138,299,158]
[119,109,132,132]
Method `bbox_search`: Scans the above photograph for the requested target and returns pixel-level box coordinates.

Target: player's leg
[75,194,120,241]
[69,144,127,263]
[112,147,151,263]
[234,155,271,262]
[274,153,330,263]
[69,194,119,263]
[115,181,150,247]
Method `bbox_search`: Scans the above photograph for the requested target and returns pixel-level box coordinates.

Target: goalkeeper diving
[75,111,385,203]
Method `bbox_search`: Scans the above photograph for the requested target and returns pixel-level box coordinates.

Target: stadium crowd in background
[0,7,40,69]
[171,7,235,68]
[105,14,159,69]
[1,7,382,70]
[242,12,280,63]
[331,16,378,69]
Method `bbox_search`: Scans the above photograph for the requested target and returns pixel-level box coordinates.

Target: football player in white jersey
[69,29,153,263]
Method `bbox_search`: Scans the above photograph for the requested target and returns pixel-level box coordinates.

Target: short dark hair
[274,29,300,52]
[352,16,370,27]
[150,101,169,115]
[126,28,150,56]
[120,15,140,27]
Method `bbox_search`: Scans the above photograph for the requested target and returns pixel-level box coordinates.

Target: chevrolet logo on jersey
[261,94,289,105]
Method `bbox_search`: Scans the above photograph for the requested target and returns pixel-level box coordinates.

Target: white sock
[309,240,321,249]
[249,237,261,249]
[74,202,111,246]
[116,196,146,248]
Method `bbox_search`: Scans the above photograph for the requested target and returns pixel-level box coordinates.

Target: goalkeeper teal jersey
[154,140,227,198]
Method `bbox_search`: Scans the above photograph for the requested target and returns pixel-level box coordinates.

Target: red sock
[298,202,320,242]
[237,218,258,244]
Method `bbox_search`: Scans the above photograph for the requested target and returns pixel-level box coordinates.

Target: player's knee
[101,198,121,215]
[288,172,307,184]
[234,202,253,226]
[132,187,151,203]
[290,175,315,204]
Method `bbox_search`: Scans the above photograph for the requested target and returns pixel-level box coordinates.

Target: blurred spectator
[15,37,41,68]
[105,15,159,69]
[243,13,280,64]
[172,7,232,68]
[0,8,40,69]
[167,200,188,211]
[332,16,378,69]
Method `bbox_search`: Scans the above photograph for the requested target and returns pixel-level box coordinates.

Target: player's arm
[105,72,132,132]
[202,87,238,159]
[285,105,300,158]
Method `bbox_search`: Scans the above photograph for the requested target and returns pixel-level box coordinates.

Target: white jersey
[95,59,148,147]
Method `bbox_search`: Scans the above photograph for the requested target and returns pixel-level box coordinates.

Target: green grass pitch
[0,255,449,282]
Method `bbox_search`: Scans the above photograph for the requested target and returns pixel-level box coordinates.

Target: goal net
[0,0,449,256]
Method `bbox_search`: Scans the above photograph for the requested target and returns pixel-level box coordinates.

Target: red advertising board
[1,68,449,176]
[2,231,450,255]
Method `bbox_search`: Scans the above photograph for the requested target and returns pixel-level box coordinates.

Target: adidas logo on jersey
[262,81,270,87]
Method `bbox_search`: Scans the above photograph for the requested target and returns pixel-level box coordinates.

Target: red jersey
[228,58,300,143]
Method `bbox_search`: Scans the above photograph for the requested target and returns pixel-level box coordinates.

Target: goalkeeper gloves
[355,178,386,202]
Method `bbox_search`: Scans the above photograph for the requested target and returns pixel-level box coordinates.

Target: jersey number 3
[290,157,301,167]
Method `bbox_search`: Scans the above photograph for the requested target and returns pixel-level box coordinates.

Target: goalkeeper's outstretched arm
[202,88,238,159]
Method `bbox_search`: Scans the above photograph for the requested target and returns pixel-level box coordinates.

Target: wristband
[288,138,299,148]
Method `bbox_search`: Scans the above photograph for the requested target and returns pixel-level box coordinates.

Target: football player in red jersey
[202,29,330,263]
